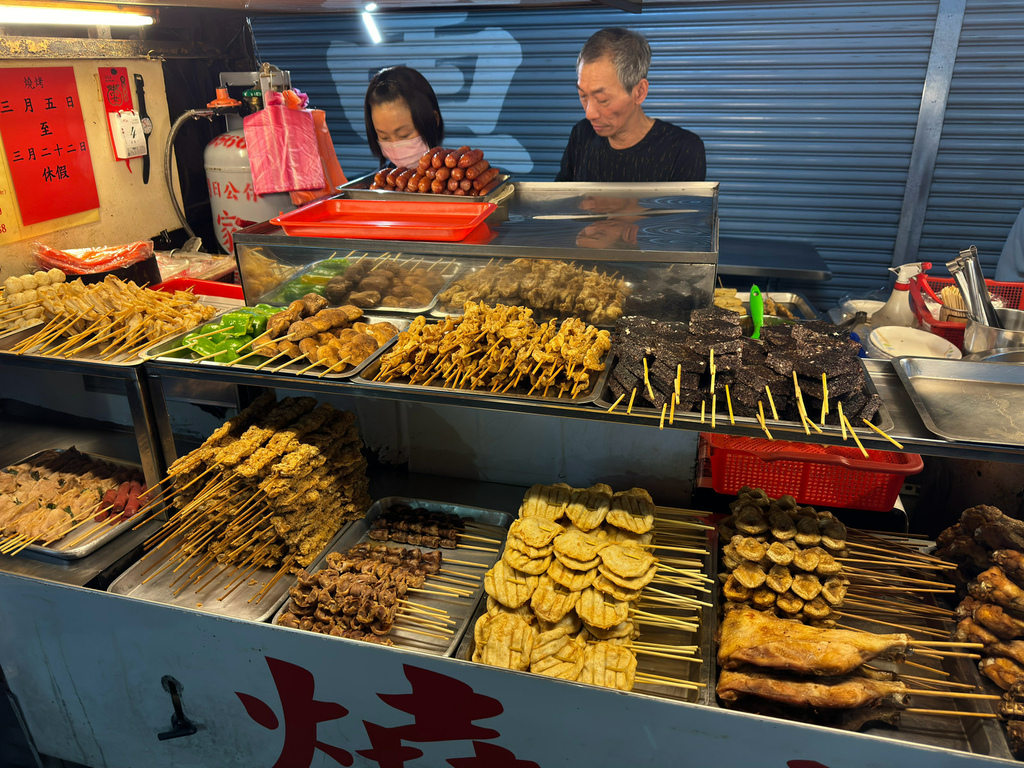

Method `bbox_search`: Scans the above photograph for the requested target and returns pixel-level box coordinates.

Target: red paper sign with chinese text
[0,66,99,226]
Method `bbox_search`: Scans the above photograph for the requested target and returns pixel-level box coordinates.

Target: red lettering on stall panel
[788,762,831,768]
[356,722,424,768]
[235,657,353,768]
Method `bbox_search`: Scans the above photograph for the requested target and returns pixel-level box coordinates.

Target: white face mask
[379,136,429,169]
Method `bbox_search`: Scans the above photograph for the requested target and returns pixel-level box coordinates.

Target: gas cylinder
[203,129,295,254]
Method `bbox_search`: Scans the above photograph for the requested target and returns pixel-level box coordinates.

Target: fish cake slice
[599,543,656,579]
[544,483,573,520]
[530,628,585,680]
[508,517,563,549]
[597,563,656,591]
[486,595,535,624]
[603,526,653,546]
[530,574,581,623]
[537,612,581,636]
[553,529,607,562]
[479,612,535,670]
[577,585,629,629]
[547,558,598,591]
[578,641,637,691]
[606,489,655,534]
[484,560,538,609]
[519,484,548,518]
[565,483,613,531]
[501,546,553,575]
[554,549,602,571]
[507,536,554,559]
[592,574,642,603]
[585,619,635,640]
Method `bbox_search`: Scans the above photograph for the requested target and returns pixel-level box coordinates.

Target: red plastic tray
[701,433,923,512]
[270,199,496,241]
[152,278,244,300]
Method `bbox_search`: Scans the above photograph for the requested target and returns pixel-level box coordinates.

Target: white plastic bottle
[869,261,932,328]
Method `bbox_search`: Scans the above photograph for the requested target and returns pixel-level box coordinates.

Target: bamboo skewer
[904,709,998,719]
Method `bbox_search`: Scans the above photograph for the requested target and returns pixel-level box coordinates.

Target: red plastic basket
[701,433,923,512]
[910,275,1024,350]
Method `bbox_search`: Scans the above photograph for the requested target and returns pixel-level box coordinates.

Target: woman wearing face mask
[364,66,444,170]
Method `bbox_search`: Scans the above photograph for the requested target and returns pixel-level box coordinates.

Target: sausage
[451,166,465,181]
[464,159,490,180]
[472,167,500,190]
[406,172,423,192]
[395,169,414,191]
[458,148,484,168]
[418,147,442,170]
[112,481,130,514]
[478,177,502,196]
[96,487,117,522]
[447,178,461,192]
[118,480,144,524]
[431,178,445,194]
[425,167,437,179]
[432,150,449,169]
[386,167,402,186]
[460,178,473,192]
[417,177,431,193]
[453,187,467,196]
[445,146,470,168]
[373,168,389,187]
[435,166,451,182]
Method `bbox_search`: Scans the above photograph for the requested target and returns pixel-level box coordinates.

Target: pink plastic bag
[243,92,324,196]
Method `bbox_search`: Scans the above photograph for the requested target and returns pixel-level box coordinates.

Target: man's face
[577,56,645,141]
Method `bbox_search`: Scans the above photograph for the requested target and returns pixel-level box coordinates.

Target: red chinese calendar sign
[0,67,99,226]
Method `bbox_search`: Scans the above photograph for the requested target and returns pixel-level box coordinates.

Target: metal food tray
[0,294,227,367]
[0,319,42,343]
[706,533,1011,760]
[139,312,410,381]
[732,291,821,321]
[892,356,1024,445]
[107,523,353,622]
[455,513,714,705]
[271,497,512,657]
[261,255,460,317]
[339,171,514,206]
[1,448,145,561]
[595,356,895,435]
[354,341,614,405]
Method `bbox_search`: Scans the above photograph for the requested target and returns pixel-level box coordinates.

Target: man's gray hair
[577,28,651,93]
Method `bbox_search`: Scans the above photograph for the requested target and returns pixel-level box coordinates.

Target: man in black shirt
[555,28,706,183]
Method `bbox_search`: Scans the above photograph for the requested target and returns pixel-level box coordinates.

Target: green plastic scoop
[750,284,764,340]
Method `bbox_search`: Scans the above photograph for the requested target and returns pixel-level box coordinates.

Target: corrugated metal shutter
[251,2,943,308]
[917,0,1024,278]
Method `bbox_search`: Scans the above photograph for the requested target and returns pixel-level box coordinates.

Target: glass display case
[233,181,720,324]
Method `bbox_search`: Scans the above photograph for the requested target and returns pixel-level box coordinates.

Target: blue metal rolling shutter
[251,2,941,307]
[917,0,1024,279]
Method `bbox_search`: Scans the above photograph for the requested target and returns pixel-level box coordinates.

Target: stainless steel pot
[964,307,1024,354]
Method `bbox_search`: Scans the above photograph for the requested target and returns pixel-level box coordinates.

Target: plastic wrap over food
[34,240,154,275]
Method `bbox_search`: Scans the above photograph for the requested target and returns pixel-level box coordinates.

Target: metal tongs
[947,245,1002,328]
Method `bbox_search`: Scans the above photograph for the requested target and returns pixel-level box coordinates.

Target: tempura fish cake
[529,627,585,680]
[584,619,635,640]
[603,526,654,547]
[479,612,535,671]
[578,585,630,629]
[502,545,553,576]
[578,641,637,691]
[519,484,564,522]
[507,536,554,559]
[553,529,606,563]
[597,563,656,591]
[565,483,613,532]
[593,574,643,603]
[554,549,602,571]
[547,558,598,591]
[484,560,539,609]
[508,517,563,549]
[487,595,535,624]
[537,612,582,636]
[530,574,581,623]
[606,488,655,534]
[600,543,656,579]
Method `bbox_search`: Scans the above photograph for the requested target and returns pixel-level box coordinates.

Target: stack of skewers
[472,482,713,696]
[127,394,372,605]
[715,486,999,731]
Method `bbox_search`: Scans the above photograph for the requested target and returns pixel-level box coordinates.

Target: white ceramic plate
[868,325,962,360]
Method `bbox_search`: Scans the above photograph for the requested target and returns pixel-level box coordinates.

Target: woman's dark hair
[364,66,444,163]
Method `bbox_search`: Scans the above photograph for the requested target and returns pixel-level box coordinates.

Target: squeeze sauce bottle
[869,261,932,328]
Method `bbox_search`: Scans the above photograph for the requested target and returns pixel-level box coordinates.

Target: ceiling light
[362,9,381,44]
[0,4,154,26]
[364,2,377,10]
